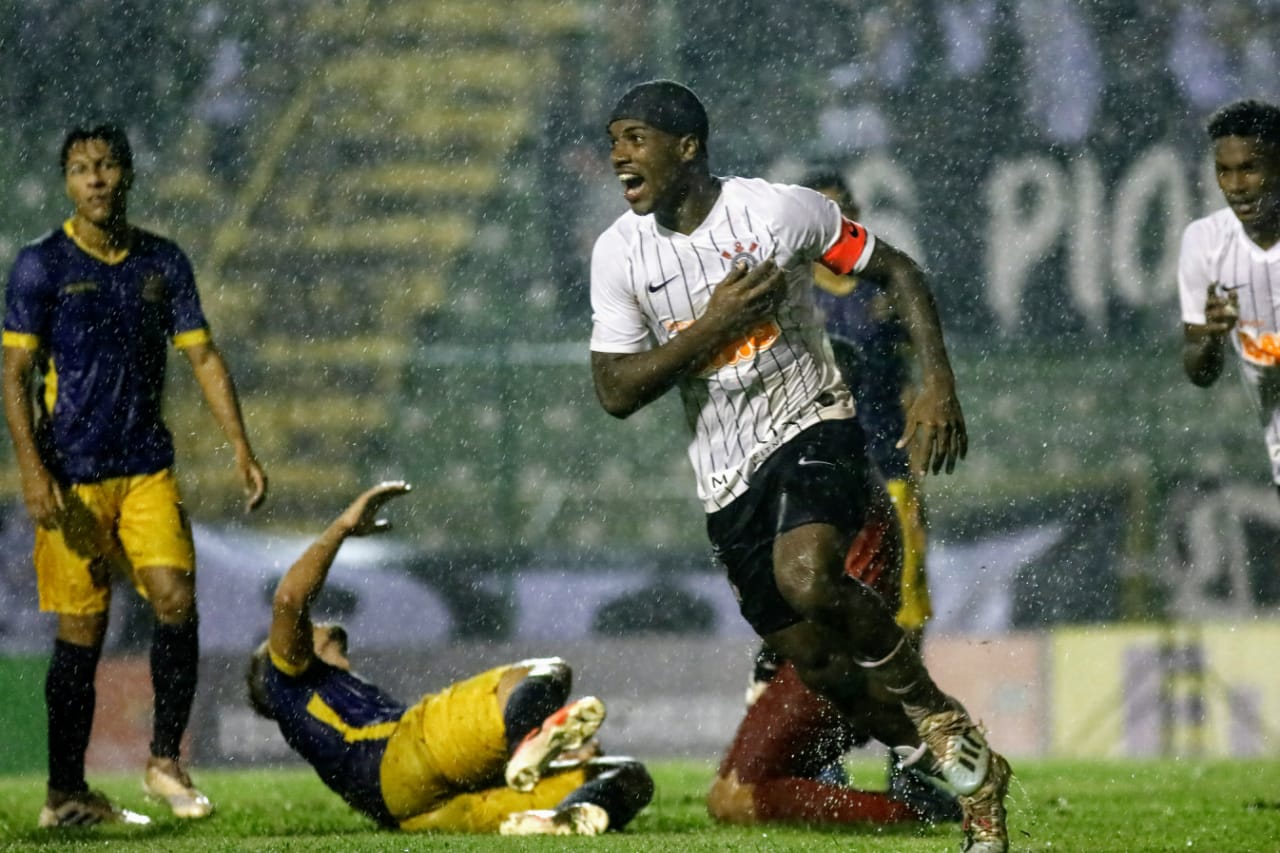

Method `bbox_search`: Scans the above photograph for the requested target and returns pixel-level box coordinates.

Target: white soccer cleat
[505,696,606,793]
[143,759,213,819]
[499,802,610,836]
[958,751,1012,853]
[916,709,992,796]
[38,789,151,828]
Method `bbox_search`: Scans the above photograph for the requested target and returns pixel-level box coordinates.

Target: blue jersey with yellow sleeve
[2,221,212,483]
[263,653,406,826]
[811,270,911,480]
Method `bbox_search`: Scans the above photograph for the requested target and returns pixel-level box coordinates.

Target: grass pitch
[0,758,1278,852]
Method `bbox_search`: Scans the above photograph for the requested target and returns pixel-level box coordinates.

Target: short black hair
[609,79,709,146]
[1207,100,1280,147]
[60,123,134,174]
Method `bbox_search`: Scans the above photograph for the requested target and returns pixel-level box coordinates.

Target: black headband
[608,79,708,142]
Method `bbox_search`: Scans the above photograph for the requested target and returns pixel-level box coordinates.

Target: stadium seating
[152,0,589,523]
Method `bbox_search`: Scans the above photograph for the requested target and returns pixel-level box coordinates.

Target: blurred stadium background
[1,0,1278,775]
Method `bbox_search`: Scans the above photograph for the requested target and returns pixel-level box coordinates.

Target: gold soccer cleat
[143,758,213,819]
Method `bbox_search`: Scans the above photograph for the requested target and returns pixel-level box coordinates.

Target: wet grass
[0,758,1277,851]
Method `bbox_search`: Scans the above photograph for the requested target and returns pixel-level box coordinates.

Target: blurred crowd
[2,0,1277,181]
[0,0,302,187]
[668,0,1280,172]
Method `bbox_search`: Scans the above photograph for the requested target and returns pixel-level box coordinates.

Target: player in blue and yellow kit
[802,168,932,638]
[246,481,653,835]
[2,124,267,827]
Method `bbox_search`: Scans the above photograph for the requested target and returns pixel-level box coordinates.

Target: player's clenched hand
[897,382,967,475]
[19,464,64,530]
[240,455,268,512]
[338,481,412,537]
[1203,283,1240,336]
[704,257,787,337]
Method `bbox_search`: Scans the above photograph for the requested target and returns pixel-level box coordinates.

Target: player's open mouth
[619,173,645,203]
[1230,199,1258,217]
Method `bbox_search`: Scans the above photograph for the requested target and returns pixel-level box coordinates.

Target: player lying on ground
[245,481,653,835]
[708,485,960,827]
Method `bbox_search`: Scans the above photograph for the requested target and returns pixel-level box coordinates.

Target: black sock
[502,667,571,753]
[46,639,102,794]
[150,618,199,760]
[556,757,655,831]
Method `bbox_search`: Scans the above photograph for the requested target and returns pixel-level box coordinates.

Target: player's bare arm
[1,345,64,528]
[1183,284,1239,387]
[861,241,967,475]
[183,340,268,511]
[269,482,411,669]
[592,259,788,417]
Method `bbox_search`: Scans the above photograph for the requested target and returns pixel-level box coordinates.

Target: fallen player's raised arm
[268,481,411,671]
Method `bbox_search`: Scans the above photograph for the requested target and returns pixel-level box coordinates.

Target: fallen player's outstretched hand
[338,481,412,537]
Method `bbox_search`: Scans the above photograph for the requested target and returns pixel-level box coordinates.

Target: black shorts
[706,418,875,636]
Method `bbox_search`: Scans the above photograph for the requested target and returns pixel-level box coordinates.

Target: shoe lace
[918,710,976,763]
[959,756,1009,844]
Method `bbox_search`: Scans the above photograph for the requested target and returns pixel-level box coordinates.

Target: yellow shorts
[382,664,588,832]
[34,469,195,615]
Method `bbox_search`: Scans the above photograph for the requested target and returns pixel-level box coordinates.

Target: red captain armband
[819,217,871,276]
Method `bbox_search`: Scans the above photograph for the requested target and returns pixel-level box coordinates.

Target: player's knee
[150,586,195,624]
[56,612,109,648]
[774,558,842,618]
[143,570,196,624]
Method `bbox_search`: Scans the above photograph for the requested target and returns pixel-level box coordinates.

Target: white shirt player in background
[588,81,1009,853]
[1179,99,1280,493]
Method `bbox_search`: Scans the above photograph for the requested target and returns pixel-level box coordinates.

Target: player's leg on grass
[499,657,573,754]
[711,662,918,825]
[501,757,654,835]
[769,527,1009,849]
[46,612,106,800]
[500,656,607,792]
[505,696,606,792]
[38,610,151,828]
[35,490,138,826]
[124,474,210,820]
[138,565,211,819]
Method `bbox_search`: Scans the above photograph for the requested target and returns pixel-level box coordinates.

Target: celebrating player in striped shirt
[589,80,1010,853]
[1179,99,1280,497]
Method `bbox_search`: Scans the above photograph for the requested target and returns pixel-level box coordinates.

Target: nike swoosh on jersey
[648,275,679,293]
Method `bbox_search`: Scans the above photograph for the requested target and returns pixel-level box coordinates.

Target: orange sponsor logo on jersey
[666,318,781,373]
[1239,328,1280,366]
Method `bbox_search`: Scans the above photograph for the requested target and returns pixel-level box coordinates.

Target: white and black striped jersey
[1178,206,1280,484]
[590,176,877,511]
